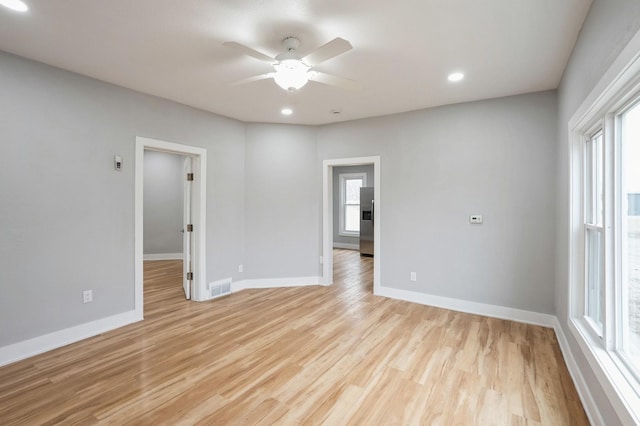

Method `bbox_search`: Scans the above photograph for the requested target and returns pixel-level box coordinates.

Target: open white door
[183,156,193,300]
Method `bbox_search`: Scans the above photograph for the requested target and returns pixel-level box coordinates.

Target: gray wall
[332,165,375,247]
[555,0,640,424]
[143,151,184,255]
[319,91,558,314]
[0,47,558,347]
[0,51,246,347]
[244,124,320,279]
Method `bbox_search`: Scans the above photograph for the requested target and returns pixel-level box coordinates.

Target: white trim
[143,253,183,261]
[338,231,360,237]
[231,276,323,292]
[323,156,381,293]
[377,285,556,327]
[568,30,640,133]
[566,26,640,426]
[553,318,606,426]
[183,156,194,300]
[333,242,360,250]
[568,319,639,425]
[135,137,207,314]
[0,311,140,367]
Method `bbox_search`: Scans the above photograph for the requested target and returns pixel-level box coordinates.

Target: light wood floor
[0,249,588,425]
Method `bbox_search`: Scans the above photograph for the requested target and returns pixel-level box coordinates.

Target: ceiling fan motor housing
[282,36,301,51]
[272,36,310,91]
[224,35,355,92]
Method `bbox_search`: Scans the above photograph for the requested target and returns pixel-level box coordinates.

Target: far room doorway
[322,156,381,294]
[134,137,207,320]
[332,165,375,293]
[143,150,190,309]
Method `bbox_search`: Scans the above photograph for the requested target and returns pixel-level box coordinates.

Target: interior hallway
[0,250,587,424]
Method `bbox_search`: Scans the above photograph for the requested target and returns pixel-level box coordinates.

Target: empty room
[1,0,640,424]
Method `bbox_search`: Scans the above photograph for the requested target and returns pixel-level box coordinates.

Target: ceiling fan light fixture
[273,59,310,91]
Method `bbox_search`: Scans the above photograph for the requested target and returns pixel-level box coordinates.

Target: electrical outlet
[469,215,483,224]
[83,290,93,304]
[410,272,417,282]
[238,264,243,273]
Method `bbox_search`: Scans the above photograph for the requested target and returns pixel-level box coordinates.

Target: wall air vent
[208,278,232,300]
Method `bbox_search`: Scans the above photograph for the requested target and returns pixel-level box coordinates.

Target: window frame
[568,42,640,424]
[338,172,367,237]
[583,128,605,337]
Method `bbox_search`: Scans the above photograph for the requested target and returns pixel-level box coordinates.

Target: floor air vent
[208,278,232,299]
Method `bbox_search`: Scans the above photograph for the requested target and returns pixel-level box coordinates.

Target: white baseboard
[333,242,359,250]
[232,276,322,292]
[0,310,141,367]
[376,286,556,327]
[551,318,604,426]
[143,253,183,261]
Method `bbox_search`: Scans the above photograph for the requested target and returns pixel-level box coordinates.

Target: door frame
[322,156,381,293]
[182,156,193,300]
[135,136,207,318]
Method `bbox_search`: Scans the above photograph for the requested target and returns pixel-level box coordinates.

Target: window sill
[569,318,640,424]
[338,231,360,238]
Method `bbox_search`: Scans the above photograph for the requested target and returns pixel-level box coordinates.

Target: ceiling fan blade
[230,72,275,86]
[223,41,276,64]
[310,72,361,91]
[301,37,353,67]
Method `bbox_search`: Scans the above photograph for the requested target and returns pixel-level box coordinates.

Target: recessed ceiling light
[448,72,464,82]
[0,0,29,12]
[281,108,293,116]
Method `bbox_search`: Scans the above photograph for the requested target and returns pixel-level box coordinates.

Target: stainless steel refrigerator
[360,187,374,257]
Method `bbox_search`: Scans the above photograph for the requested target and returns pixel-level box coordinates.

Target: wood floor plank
[0,250,589,425]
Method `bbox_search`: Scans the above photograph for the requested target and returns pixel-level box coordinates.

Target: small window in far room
[339,173,366,236]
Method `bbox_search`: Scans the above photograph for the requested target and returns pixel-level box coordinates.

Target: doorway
[142,151,192,300]
[134,137,207,319]
[322,156,381,294]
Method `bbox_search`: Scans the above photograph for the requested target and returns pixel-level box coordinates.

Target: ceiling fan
[223,36,359,92]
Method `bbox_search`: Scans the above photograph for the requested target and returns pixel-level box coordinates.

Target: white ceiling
[0,0,592,125]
